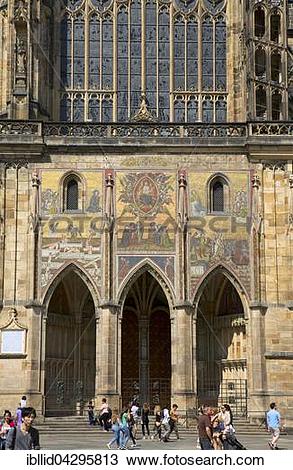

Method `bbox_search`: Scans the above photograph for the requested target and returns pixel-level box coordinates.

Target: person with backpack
[5,407,40,450]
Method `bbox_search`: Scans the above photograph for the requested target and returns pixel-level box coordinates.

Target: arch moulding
[192,262,250,320]
[116,258,176,315]
[41,261,100,317]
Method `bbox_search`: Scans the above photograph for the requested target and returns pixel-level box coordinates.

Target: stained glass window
[158,8,170,122]
[66,179,79,211]
[174,16,185,91]
[130,0,142,117]
[59,0,227,123]
[146,0,157,116]
[73,14,85,89]
[117,7,128,121]
[212,181,224,213]
[187,17,198,91]
[202,16,213,91]
[89,14,100,89]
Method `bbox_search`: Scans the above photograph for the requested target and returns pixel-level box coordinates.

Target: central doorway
[121,271,171,408]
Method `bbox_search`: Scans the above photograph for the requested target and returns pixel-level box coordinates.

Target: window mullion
[84,13,89,122]
[170,3,174,121]
[141,0,146,95]
[113,1,118,121]
[128,3,131,120]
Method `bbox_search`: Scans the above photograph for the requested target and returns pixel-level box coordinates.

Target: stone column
[25,304,44,415]
[171,304,196,412]
[288,174,293,310]
[247,303,267,421]
[95,304,120,411]
[192,316,198,407]
[0,163,4,307]
[139,316,149,404]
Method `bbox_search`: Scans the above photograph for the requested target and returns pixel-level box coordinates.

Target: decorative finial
[132,93,157,122]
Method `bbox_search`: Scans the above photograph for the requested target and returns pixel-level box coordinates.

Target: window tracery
[59,0,227,123]
[249,0,287,120]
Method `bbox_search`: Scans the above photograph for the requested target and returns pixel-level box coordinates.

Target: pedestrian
[119,407,130,449]
[151,405,162,440]
[131,400,140,439]
[5,407,40,450]
[0,411,15,450]
[107,414,121,450]
[99,398,110,431]
[141,403,150,439]
[220,404,246,450]
[211,408,223,450]
[15,403,22,428]
[197,405,213,450]
[161,405,170,442]
[267,402,282,450]
[88,401,95,426]
[20,396,27,408]
[220,404,234,449]
[127,407,137,448]
[166,404,180,440]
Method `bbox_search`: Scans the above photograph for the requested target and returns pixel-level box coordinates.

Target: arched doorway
[196,270,247,416]
[121,271,171,408]
[44,269,96,416]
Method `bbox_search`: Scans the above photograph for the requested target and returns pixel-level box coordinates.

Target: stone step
[37,429,269,436]
[35,415,272,436]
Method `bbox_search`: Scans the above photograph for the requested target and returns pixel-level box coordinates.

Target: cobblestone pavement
[40,433,293,451]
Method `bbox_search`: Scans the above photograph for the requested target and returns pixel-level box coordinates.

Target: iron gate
[197,379,247,417]
[45,378,94,416]
[122,378,171,409]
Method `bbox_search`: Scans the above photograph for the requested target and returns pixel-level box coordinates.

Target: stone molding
[265,352,293,359]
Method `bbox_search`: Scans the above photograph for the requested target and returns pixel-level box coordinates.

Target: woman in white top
[99,398,110,431]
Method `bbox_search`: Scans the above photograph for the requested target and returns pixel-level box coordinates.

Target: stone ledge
[265,352,293,359]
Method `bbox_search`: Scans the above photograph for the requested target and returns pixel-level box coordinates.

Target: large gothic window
[59,0,227,123]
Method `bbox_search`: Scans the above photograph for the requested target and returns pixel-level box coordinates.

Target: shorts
[269,427,280,438]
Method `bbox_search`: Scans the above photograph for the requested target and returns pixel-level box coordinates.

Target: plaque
[1,330,25,354]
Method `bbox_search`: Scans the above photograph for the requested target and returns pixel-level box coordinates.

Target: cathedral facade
[0,0,292,424]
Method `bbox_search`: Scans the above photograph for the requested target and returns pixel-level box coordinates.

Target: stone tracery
[59,0,227,122]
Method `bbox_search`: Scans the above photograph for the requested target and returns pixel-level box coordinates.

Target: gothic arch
[43,262,97,416]
[42,262,100,316]
[117,259,175,313]
[192,263,249,319]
